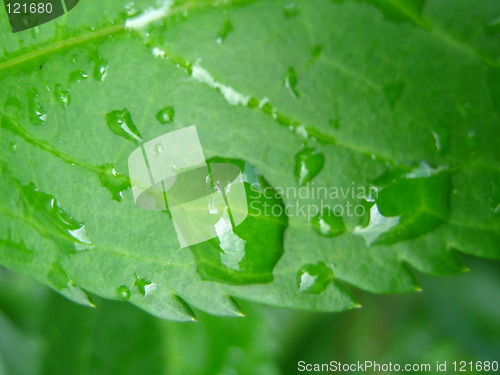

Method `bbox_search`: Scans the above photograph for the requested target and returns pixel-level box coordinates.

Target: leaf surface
[0,0,499,320]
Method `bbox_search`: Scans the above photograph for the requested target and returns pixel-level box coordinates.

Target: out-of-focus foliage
[1,256,498,375]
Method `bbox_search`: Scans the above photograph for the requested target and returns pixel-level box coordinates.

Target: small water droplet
[27,88,47,125]
[125,1,140,16]
[69,70,88,84]
[155,144,163,154]
[383,80,405,109]
[54,84,71,108]
[116,285,131,300]
[89,49,110,81]
[134,274,157,296]
[297,262,333,294]
[284,66,300,98]
[97,164,131,201]
[311,209,346,237]
[31,26,40,38]
[106,109,142,143]
[297,125,312,139]
[216,20,234,44]
[283,2,300,18]
[94,63,109,81]
[156,106,175,124]
[9,142,17,152]
[431,126,448,154]
[294,147,325,186]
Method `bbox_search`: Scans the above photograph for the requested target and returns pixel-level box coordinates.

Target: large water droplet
[353,203,400,246]
[156,106,175,124]
[27,88,47,125]
[116,285,131,300]
[297,262,333,294]
[106,109,142,143]
[284,66,300,98]
[216,20,234,44]
[354,162,450,246]
[216,216,247,271]
[134,274,157,296]
[54,84,71,108]
[19,184,94,252]
[294,147,325,186]
[97,164,131,201]
[190,157,288,285]
[311,209,346,237]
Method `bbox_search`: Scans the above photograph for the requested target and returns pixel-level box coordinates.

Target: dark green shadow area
[64,0,78,11]
[3,0,79,33]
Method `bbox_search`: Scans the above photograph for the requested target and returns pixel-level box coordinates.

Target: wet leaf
[0,0,499,320]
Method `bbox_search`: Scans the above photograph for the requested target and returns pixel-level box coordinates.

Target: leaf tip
[226,296,246,317]
[171,294,198,322]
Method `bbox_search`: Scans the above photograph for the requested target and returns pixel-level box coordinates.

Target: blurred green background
[1,255,498,375]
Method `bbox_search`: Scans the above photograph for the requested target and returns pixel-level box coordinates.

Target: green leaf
[0,0,499,320]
